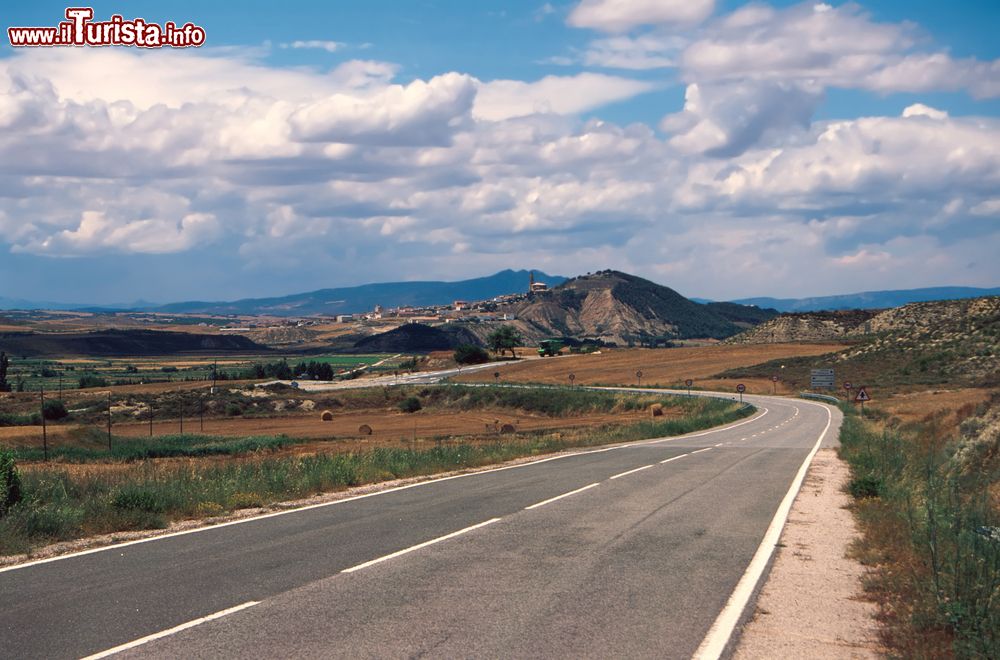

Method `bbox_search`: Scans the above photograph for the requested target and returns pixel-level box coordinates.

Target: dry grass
[105,409,664,439]
[872,388,993,426]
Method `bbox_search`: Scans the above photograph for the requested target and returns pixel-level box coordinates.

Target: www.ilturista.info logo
[8,7,206,48]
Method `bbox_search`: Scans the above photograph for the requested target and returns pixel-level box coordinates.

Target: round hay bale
[650,403,664,417]
[320,410,334,421]
[499,423,516,434]
[358,424,373,436]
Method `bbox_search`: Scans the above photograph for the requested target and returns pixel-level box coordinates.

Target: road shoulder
[734,447,881,658]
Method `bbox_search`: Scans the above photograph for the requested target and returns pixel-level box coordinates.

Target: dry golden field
[453,343,846,394]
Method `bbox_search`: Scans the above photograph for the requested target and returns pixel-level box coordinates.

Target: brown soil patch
[107,408,658,441]
[453,344,844,389]
[0,425,81,442]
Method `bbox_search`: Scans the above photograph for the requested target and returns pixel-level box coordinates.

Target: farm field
[453,343,847,394]
[0,353,396,393]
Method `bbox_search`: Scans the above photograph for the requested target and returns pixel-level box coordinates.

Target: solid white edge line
[1,389,774,575]
[341,518,500,574]
[659,454,688,464]
[524,483,600,510]
[693,401,834,660]
[609,464,654,480]
[80,600,259,659]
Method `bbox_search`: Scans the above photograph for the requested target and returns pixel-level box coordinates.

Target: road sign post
[810,368,835,389]
[771,375,779,394]
[855,386,871,416]
[843,381,853,401]
[685,378,693,397]
[737,383,746,404]
[568,373,575,386]
[636,370,642,387]
[494,371,500,384]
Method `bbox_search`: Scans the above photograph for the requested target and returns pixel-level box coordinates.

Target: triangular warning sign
[855,387,871,402]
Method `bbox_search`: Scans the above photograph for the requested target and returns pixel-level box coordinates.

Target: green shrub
[453,345,490,365]
[0,448,22,517]
[111,486,167,513]
[398,397,422,413]
[847,474,882,499]
[226,403,243,416]
[0,412,40,427]
[42,399,69,421]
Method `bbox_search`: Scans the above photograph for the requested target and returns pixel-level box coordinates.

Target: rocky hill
[348,323,482,354]
[493,270,776,345]
[726,309,880,343]
[721,296,1000,388]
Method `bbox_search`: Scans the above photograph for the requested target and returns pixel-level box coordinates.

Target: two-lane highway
[0,392,840,659]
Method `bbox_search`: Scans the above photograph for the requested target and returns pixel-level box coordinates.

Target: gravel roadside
[734,448,882,658]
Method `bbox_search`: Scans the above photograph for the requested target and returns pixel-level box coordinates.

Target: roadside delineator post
[40,387,48,462]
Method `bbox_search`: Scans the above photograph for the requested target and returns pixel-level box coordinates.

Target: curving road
[0,391,840,659]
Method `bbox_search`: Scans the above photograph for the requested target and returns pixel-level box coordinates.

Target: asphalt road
[0,392,839,659]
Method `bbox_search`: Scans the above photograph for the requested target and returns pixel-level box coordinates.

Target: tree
[0,352,9,392]
[42,399,68,421]
[487,326,523,359]
[453,344,490,365]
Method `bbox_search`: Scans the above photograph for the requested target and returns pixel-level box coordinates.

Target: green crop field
[1,354,394,392]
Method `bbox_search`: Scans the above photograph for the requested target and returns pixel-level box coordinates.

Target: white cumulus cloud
[568,0,715,33]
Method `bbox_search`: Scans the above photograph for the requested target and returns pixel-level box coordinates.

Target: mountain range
[729,286,1000,312]
[150,269,567,317]
[2,273,996,317]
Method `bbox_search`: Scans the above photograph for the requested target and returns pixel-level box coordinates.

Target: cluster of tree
[292,361,336,381]
[487,326,523,359]
[241,360,295,380]
[239,359,337,381]
[78,374,109,389]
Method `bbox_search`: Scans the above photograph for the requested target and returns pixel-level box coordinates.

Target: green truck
[537,339,563,357]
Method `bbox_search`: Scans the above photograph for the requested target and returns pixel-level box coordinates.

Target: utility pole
[107,391,112,450]
[149,402,153,437]
[40,387,48,462]
[179,397,184,434]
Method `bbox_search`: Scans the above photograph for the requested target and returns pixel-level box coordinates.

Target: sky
[1,1,998,305]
